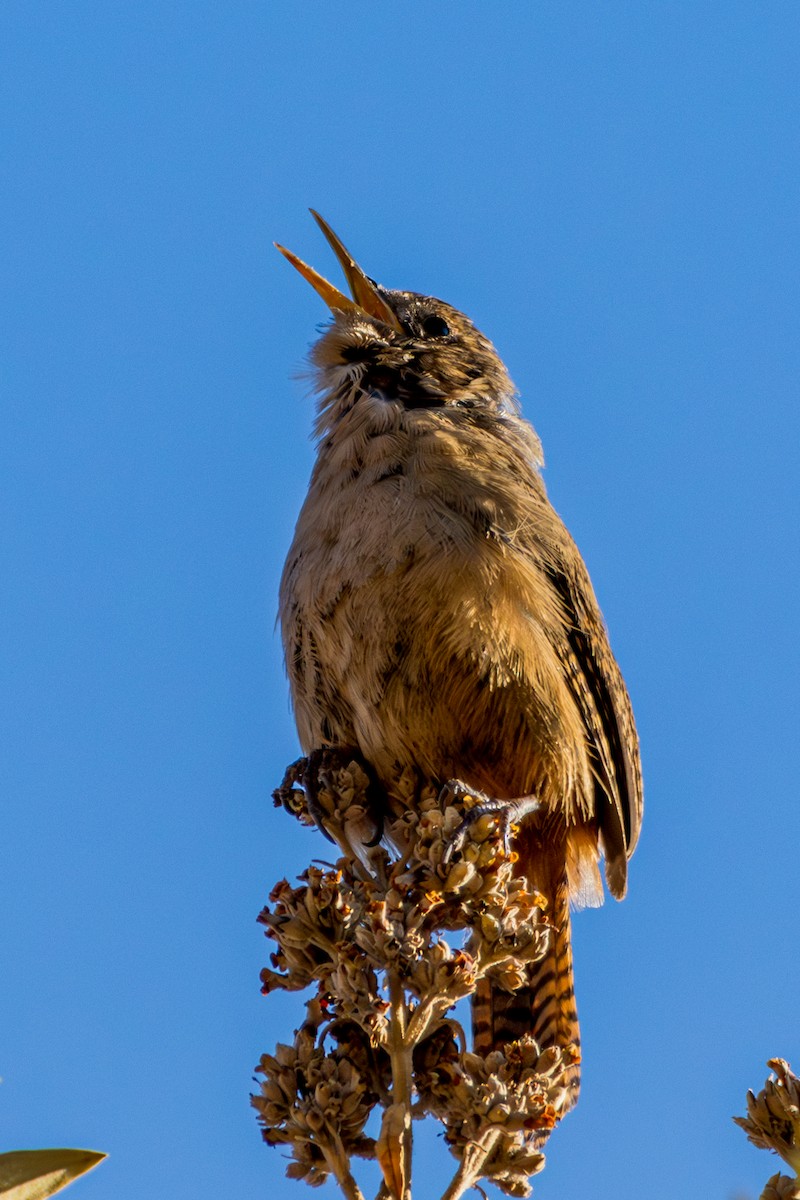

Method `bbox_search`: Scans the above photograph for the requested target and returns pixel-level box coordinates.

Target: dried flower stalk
[253,754,574,1200]
[735,1059,800,1200]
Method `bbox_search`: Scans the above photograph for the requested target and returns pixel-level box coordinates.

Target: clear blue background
[3,4,799,1198]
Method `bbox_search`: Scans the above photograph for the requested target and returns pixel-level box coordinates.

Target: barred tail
[472,839,581,1114]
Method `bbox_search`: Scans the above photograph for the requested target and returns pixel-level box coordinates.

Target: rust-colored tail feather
[472,826,581,1114]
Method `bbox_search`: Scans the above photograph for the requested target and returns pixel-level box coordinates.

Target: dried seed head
[252,1014,377,1186]
[735,1060,800,1176]
[258,756,559,1194]
[760,1173,800,1200]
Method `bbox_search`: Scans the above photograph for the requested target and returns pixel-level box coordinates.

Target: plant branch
[439,1128,503,1200]
[322,1136,368,1200]
[381,970,413,1200]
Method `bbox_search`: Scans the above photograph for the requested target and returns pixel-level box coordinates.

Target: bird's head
[276,212,518,437]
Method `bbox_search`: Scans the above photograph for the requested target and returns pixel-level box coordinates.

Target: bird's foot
[272,757,319,826]
[440,779,542,862]
[273,748,384,847]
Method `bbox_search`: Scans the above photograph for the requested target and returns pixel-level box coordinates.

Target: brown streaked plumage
[277,213,643,1116]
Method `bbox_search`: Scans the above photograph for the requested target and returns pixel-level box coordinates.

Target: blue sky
[3,4,799,1198]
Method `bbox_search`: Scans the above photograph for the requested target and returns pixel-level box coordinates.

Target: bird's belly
[289,496,584,806]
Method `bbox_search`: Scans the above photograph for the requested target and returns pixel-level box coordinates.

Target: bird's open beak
[276,210,403,333]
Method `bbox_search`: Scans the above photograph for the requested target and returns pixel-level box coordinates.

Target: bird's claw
[273,748,385,846]
[301,749,340,842]
[439,780,542,863]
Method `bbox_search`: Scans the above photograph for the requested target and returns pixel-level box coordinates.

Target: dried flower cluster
[759,1175,800,1200]
[735,1059,800,1200]
[253,754,574,1200]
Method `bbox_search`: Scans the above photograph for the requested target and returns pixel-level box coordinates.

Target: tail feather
[471,820,581,1114]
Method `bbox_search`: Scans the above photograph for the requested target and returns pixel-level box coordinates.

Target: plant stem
[323,1133,367,1200]
[439,1128,503,1200]
[334,1165,367,1200]
[387,970,413,1200]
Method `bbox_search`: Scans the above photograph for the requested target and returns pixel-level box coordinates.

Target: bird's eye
[421,314,450,338]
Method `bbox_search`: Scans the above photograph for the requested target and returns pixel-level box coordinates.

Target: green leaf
[0,1149,106,1199]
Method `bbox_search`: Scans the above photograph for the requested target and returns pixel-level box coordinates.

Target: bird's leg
[440,779,542,862]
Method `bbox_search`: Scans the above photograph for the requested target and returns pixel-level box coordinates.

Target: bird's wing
[542,547,643,899]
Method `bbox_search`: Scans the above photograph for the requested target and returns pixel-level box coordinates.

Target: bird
[276,211,643,1114]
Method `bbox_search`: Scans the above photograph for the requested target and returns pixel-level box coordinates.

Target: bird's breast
[280,420,587,802]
